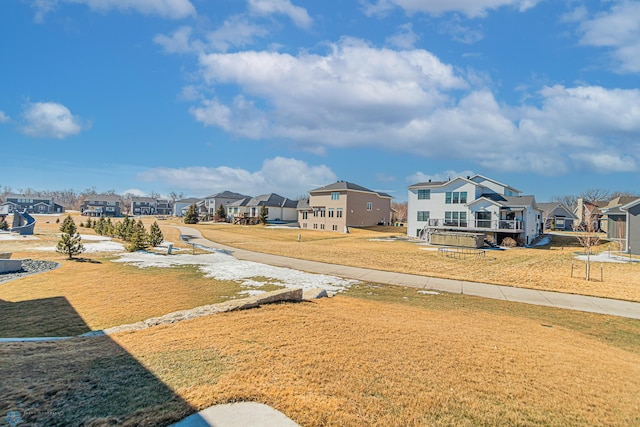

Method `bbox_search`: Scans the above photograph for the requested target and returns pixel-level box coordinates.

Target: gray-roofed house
[537,202,577,231]
[173,198,201,217]
[1,194,65,214]
[81,195,122,217]
[130,197,174,216]
[601,197,640,254]
[298,181,393,232]
[408,174,543,246]
[203,190,251,221]
[228,194,298,224]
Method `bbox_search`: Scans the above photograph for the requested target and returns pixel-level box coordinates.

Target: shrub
[501,237,517,247]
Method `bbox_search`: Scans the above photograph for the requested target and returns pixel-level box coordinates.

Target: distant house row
[2,175,638,254]
[1,194,65,215]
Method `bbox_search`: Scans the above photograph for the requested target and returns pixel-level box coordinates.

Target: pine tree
[126,220,149,252]
[85,217,93,229]
[56,216,84,259]
[60,215,76,234]
[215,204,227,222]
[148,221,164,247]
[259,205,269,224]
[184,204,199,224]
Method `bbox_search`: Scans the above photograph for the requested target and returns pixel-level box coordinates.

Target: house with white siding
[408,175,543,246]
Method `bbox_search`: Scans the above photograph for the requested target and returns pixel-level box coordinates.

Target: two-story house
[131,197,158,216]
[81,195,122,217]
[1,194,65,214]
[408,175,543,246]
[298,181,393,232]
[203,191,251,220]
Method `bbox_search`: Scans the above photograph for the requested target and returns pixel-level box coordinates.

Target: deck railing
[427,218,523,231]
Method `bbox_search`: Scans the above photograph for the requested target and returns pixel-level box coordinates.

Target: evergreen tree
[105,218,114,237]
[259,205,269,225]
[60,215,76,234]
[148,221,164,247]
[215,204,227,221]
[126,220,149,252]
[184,204,199,224]
[0,219,8,230]
[56,216,84,259]
[85,217,93,229]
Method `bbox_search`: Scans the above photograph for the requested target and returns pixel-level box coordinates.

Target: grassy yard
[193,222,640,302]
[1,214,640,425]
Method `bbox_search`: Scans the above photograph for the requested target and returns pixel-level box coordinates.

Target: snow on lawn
[113,250,359,292]
[35,235,125,253]
[575,252,640,263]
[533,236,552,246]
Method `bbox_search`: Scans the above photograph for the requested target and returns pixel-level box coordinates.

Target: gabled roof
[204,190,251,200]
[409,174,522,195]
[537,202,578,219]
[468,193,538,209]
[131,197,158,203]
[296,198,310,210]
[620,197,640,211]
[469,174,521,194]
[247,193,298,208]
[310,181,392,198]
[83,195,122,203]
[5,193,54,202]
[175,197,201,204]
[228,197,251,207]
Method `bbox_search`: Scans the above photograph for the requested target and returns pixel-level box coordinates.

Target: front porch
[424,217,524,233]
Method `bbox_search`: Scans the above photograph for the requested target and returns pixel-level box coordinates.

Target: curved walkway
[176,226,640,320]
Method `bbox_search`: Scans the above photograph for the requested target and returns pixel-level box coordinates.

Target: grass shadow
[0,296,197,425]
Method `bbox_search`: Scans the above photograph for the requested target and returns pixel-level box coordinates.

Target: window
[332,225,338,231]
[417,211,430,221]
[445,191,467,204]
[320,209,326,217]
[302,211,308,220]
[313,223,318,229]
[303,223,307,228]
[313,209,319,217]
[328,208,334,218]
[366,202,373,211]
[320,224,325,230]
[417,189,430,200]
[331,192,340,200]
[445,211,466,225]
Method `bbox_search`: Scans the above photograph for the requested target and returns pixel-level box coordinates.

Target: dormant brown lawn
[195,222,640,302]
[1,214,640,425]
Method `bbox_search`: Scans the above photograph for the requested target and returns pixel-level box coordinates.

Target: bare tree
[551,194,579,212]
[392,201,408,223]
[580,188,610,203]
[573,211,601,281]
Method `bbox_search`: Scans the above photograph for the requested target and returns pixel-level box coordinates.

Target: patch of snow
[534,236,552,246]
[575,252,639,263]
[113,250,359,292]
[418,290,440,295]
[79,234,112,241]
[0,233,38,241]
[35,236,125,253]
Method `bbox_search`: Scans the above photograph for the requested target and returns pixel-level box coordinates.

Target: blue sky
[1,0,639,202]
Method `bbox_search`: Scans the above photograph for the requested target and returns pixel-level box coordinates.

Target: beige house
[298,181,393,232]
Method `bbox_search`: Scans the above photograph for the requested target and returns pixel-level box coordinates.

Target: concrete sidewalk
[176,226,640,320]
[171,402,300,427]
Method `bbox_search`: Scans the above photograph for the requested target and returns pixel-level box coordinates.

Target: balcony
[426,218,523,232]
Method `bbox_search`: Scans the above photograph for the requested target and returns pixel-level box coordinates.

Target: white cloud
[386,23,419,49]
[570,152,637,173]
[20,102,88,139]
[577,1,640,73]
[0,111,10,123]
[32,0,196,21]
[206,16,269,52]
[137,157,337,198]
[248,0,313,29]
[122,188,148,197]
[361,0,541,18]
[154,26,201,54]
[184,37,640,175]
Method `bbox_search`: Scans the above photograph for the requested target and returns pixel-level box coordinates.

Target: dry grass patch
[110,296,640,426]
[194,224,640,301]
